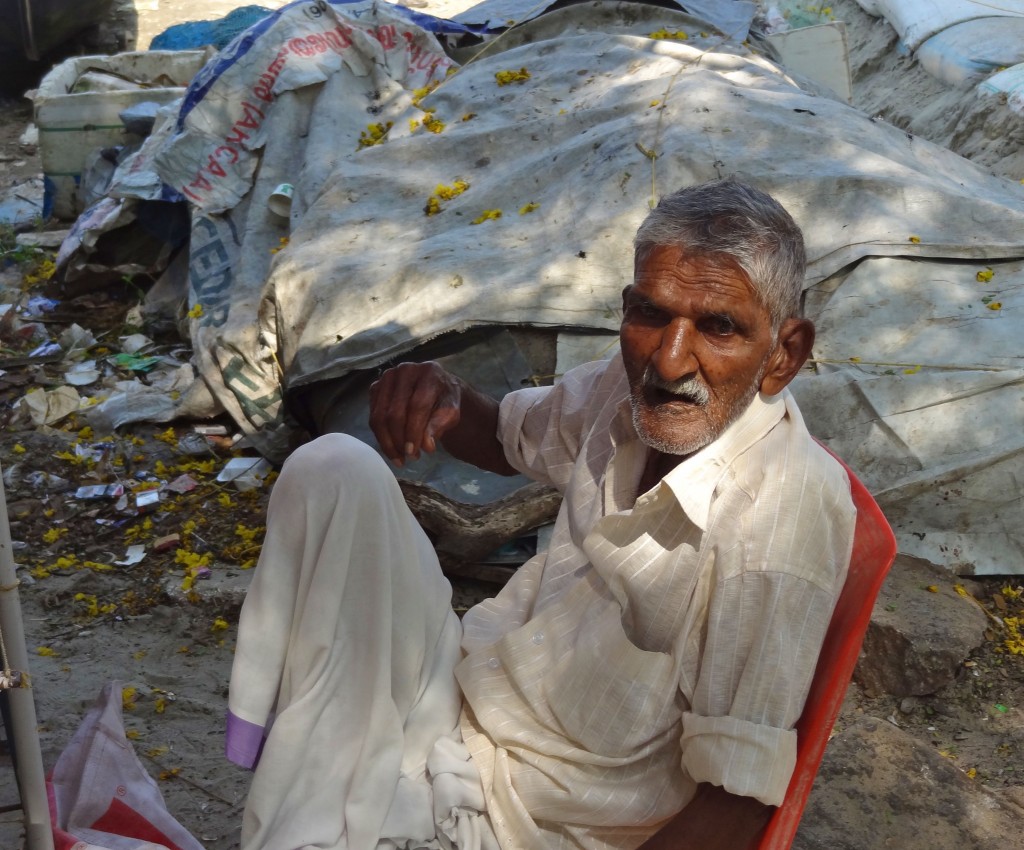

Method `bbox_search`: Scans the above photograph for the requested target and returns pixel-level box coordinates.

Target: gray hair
[633,179,806,329]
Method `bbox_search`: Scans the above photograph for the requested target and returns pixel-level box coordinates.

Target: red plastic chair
[758,456,897,849]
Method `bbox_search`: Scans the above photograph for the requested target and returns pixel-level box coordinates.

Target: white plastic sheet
[854,0,1024,50]
[796,255,1024,575]
[979,63,1024,114]
[916,18,1024,87]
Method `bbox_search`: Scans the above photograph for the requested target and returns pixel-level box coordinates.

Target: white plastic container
[34,50,208,220]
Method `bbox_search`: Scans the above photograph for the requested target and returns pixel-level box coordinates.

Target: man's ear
[621,284,633,312]
[760,318,815,396]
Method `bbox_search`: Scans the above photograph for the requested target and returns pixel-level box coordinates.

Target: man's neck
[637,449,688,497]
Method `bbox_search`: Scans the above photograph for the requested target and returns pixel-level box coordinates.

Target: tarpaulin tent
[87,0,1024,574]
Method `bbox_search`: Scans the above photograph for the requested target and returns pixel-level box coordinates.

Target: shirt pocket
[544,602,682,759]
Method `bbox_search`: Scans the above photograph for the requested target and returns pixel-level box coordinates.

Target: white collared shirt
[456,353,855,850]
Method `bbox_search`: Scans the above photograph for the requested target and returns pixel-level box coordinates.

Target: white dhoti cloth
[227,434,497,850]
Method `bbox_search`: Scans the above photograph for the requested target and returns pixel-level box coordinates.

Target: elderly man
[226,179,856,850]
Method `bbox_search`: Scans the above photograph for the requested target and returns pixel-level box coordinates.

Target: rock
[1001,786,1024,813]
[856,555,988,697]
[160,565,252,610]
[15,228,70,249]
[794,715,1022,849]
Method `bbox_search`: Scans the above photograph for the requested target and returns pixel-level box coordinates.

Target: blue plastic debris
[150,5,274,51]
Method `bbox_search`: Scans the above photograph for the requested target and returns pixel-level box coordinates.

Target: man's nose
[651,318,697,381]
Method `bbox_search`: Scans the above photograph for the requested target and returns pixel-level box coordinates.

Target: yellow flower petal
[471,209,503,225]
[495,68,530,86]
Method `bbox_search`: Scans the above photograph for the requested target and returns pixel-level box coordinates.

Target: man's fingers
[369,366,417,463]
[422,406,460,454]
[403,373,459,460]
[369,363,461,465]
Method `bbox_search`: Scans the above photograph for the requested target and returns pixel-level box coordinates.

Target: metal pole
[0,465,54,850]
[16,0,39,61]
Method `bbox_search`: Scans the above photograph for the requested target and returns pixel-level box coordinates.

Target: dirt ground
[0,2,1023,849]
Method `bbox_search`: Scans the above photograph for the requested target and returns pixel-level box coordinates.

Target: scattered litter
[59,324,98,354]
[18,124,38,148]
[193,424,228,437]
[1,465,22,488]
[23,297,59,317]
[19,385,83,426]
[176,433,213,456]
[119,333,155,355]
[24,471,71,491]
[166,474,199,494]
[75,483,125,501]
[115,545,147,566]
[152,533,181,552]
[28,341,62,358]
[216,457,273,491]
[83,365,195,431]
[108,352,161,372]
[268,183,294,219]
[65,361,102,387]
[75,442,114,463]
[135,490,162,513]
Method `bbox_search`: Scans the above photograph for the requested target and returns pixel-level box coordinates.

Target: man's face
[621,245,780,457]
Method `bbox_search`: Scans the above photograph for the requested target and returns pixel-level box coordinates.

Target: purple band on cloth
[226,711,266,769]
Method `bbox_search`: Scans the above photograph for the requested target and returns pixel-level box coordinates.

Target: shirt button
[532,631,544,644]
[487,657,500,669]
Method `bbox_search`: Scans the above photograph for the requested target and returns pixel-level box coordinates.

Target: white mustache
[642,366,710,406]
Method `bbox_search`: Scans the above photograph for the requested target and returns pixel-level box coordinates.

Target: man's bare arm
[639,783,773,850]
[368,361,517,475]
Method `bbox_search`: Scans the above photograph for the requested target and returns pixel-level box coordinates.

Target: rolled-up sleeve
[679,571,839,805]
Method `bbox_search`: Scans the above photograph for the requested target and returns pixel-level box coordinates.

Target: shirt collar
[658,390,789,530]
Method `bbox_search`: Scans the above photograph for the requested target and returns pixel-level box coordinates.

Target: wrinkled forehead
[633,245,752,289]
[633,243,773,316]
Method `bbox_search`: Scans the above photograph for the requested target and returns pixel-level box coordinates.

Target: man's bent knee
[281,433,393,483]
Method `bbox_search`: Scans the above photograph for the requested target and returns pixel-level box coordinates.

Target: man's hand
[369,362,462,466]
[639,783,773,850]
[369,362,517,475]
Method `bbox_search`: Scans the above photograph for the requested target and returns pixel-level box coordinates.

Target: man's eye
[701,315,737,336]
[630,301,663,319]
